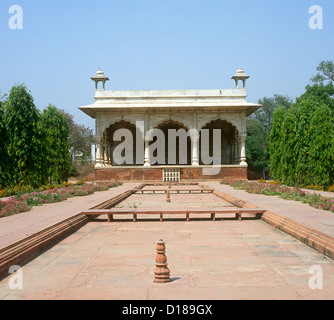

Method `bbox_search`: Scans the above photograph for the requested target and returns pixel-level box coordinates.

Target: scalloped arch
[100,117,138,137]
[151,118,190,130]
[198,116,241,135]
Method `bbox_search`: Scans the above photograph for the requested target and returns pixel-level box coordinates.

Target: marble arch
[98,116,140,140]
[149,116,193,132]
[198,116,241,137]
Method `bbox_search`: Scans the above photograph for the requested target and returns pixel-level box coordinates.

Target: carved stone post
[166,191,171,203]
[154,240,171,283]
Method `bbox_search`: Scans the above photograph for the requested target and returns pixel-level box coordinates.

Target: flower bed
[0,181,122,218]
[0,199,31,217]
[222,179,334,213]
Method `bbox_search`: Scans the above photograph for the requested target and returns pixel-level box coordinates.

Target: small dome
[91,68,109,81]
[95,68,105,77]
[232,68,249,79]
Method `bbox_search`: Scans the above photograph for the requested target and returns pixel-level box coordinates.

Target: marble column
[95,140,104,168]
[239,136,247,166]
[190,113,199,166]
[144,113,151,167]
[189,128,199,166]
[103,143,108,166]
[144,141,151,167]
[107,145,112,166]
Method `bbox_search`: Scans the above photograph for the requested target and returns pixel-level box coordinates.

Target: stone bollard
[154,240,171,283]
[166,191,171,203]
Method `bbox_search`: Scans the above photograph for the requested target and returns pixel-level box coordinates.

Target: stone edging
[200,183,334,260]
[1,182,333,280]
[0,184,146,280]
[0,213,88,280]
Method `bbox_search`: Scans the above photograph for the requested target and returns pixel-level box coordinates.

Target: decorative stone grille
[163,168,180,183]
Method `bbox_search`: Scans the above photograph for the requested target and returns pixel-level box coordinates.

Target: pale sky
[1,0,333,131]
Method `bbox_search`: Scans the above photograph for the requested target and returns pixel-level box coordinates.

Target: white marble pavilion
[79,68,261,181]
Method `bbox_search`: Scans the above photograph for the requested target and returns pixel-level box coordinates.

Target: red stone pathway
[204,182,334,239]
[0,218,333,300]
[1,182,334,300]
[0,183,140,250]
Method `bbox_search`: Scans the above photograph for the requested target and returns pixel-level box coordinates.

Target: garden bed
[222,179,334,213]
[0,181,122,218]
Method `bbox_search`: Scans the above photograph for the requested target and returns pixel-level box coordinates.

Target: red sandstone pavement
[0,183,140,250]
[1,182,334,300]
[204,182,334,239]
[0,218,334,300]
[117,185,236,211]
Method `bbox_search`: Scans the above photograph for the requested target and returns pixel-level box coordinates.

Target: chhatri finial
[231,68,250,89]
[91,68,109,90]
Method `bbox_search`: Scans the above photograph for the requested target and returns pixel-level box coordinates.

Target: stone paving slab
[204,182,334,239]
[0,183,140,250]
[115,192,236,210]
[0,219,333,300]
[1,181,334,300]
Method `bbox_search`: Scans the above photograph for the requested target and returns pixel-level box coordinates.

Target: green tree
[41,105,71,184]
[247,94,293,171]
[0,97,9,187]
[298,82,334,103]
[311,60,334,83]
[269,83,334,188]
[59,110,95,162]
[3,84,45,187]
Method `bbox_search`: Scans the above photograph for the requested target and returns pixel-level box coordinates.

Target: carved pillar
[191,138,199,166]
[95,138,104,168]
[239,136,247,166]
[234,132,239,164]
[190,113,199,166]
[107,145,112,166]
[103,143,108,166]
[144,141,151,167]
[144,113,151,167]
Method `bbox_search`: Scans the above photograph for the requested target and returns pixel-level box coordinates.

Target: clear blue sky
[1,0,333,131]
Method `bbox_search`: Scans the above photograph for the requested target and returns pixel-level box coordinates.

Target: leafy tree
[269,83,334,188]
[0,91,7,106]
[0,98,8,187]
[3,84,45,187]
[298,82,334,103]
[59,110,95,161]
[41,105,71,184]
[0,85,93,187]
[247,94,293,170]
[311,60,334,83]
